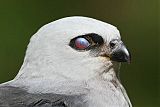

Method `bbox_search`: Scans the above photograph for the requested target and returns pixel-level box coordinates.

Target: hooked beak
[110,42,131,63]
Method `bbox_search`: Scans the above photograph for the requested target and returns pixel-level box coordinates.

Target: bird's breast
[84,80,130,107]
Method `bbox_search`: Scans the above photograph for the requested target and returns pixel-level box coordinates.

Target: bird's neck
[5,67,121,96]
[8,60,121,94]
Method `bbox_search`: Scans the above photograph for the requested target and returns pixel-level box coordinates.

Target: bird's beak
[110,42,131,63]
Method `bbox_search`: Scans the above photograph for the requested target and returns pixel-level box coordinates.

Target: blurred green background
[0,0,159,107]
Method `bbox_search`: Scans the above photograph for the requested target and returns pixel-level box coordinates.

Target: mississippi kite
[0,16,132,107]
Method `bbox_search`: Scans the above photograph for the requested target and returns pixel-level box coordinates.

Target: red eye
[75,38,90,49]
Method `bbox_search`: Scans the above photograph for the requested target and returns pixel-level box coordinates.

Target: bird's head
[15,16,131,82]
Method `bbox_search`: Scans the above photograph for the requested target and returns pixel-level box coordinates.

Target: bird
[0,16,132,107]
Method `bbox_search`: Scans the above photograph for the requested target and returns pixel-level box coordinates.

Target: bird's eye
[69,33,103,51]
[75,38,90,49]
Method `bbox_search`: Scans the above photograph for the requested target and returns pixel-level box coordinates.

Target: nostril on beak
[110,42,116,49]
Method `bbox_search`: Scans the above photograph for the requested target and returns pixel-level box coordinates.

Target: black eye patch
[69,33,104,51]
[88,33,104,45]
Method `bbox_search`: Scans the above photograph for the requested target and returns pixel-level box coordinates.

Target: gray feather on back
[0,86,86,107]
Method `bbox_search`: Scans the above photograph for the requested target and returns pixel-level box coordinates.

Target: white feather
[5,16,131,107]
